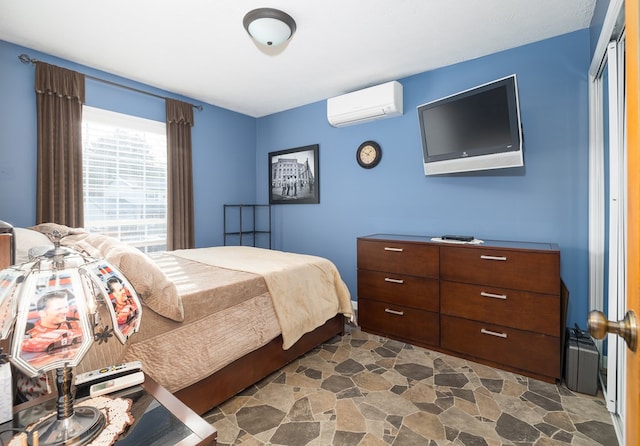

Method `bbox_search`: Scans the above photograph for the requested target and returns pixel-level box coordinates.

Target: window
[82,106,167,252]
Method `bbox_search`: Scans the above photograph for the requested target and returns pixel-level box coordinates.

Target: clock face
[357,141,382,168]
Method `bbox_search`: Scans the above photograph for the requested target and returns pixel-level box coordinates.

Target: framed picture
[269,144,319,204]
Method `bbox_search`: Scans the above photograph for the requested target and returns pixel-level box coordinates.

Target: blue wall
[590,0,611,58]
[256,30,591,329]
[0,28,591,330]
[0,40,257,249]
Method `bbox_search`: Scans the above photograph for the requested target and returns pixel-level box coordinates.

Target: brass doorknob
[588,310,638,352]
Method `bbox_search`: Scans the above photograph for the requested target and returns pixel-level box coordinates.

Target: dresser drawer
[441,315,560,379]
[440,246,560,295]
[440,281,560,336]
[359,299,439,346]
[358,269,439,312]
[357,239,438,278]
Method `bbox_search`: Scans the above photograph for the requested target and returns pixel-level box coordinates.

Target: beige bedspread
[80,252,281,392]
[172,246,353,349]
[28,223,352,392]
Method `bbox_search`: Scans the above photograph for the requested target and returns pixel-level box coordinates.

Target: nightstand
[1,372,217,445]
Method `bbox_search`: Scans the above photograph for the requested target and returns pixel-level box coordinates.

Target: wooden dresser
[357,233,563,383]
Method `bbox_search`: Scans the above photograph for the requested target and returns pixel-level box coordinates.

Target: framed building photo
[269,144,319,204]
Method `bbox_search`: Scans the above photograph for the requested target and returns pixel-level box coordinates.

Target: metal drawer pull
[480,291,507,300]
[481,328,507,338]
[384,247,404,252]
[480,255,507,261]
[384,308,404,316]
[384,278,404,284]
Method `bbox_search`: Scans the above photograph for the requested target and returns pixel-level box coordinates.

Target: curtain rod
[18,53,203,111]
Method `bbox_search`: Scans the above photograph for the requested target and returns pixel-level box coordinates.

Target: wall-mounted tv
[417,74,523,176]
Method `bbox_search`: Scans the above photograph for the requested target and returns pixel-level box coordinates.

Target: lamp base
[28,406,105,446]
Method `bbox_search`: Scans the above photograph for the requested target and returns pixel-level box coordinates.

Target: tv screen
[417,75,523,175]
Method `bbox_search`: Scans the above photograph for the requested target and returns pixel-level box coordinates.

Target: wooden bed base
[174,313,345,415]
[0,225,346,415]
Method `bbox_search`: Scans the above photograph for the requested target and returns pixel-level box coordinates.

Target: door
[625,1,639,444]
[590,2,640,445]
[606,35,626,417]
[588,0,626,423]
[588,1,635,443]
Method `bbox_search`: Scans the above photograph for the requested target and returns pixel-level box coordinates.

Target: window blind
[82,106,167,252]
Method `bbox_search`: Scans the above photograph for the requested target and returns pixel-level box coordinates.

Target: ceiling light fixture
[243,8,296,47]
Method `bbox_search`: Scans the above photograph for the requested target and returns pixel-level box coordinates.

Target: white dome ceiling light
[243,8,297,47]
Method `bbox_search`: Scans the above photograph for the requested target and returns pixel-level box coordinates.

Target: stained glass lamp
[0,232,141,445]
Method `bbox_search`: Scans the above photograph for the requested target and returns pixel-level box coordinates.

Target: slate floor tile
[207,327,618,446]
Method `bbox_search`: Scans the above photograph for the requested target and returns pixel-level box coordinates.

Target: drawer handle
[480,255,507,261]
[384,278,404,284]
[480,291,507,300]
[481,328,507,338]
[384,247,404,252]
[384,308,404,316]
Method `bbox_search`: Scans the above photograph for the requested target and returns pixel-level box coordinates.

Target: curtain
[166,99,195,250]
[35,62,85,226]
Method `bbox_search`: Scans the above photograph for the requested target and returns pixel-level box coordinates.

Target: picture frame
[269,144,319,204]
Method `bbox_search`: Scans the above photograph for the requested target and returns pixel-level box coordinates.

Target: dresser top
[358,233,560,252]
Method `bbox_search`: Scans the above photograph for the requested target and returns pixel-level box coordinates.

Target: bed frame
[174,313,345,415]
[0,225,346,416]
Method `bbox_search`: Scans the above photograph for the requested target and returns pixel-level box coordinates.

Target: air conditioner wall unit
[327,81,403,127]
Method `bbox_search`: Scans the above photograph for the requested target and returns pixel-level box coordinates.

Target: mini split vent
[327,81,403,127]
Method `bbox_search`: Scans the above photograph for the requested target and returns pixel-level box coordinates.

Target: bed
[9,223,353,415]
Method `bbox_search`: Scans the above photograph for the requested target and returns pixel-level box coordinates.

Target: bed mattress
[22,223,351,399]
[80,252,281,392]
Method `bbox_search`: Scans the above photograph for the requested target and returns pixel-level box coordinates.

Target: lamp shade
[10,266,94,377]
[0,246,141,377]
[243,8,296,46]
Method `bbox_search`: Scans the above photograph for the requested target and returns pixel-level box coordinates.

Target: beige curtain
[35,62,85,226]
[166,99,195,250]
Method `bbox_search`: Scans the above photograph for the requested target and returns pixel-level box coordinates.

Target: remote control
[75,361,142,387]
[89,371,145,397]
[441,235,474,242]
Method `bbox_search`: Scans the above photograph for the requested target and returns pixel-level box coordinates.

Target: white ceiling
[0,0,596,118]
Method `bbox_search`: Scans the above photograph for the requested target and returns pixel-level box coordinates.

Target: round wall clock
[356,141,382,169]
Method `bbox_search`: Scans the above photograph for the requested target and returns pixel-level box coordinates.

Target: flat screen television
[417,74,523,176]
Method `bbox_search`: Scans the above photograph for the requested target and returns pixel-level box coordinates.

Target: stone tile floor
[204,326,618,445]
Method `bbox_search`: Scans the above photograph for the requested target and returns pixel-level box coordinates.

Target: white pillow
[14,228,54,264]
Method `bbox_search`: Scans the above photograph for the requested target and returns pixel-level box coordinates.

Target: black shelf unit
[223,204,271,248]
